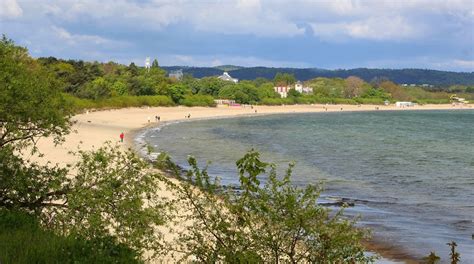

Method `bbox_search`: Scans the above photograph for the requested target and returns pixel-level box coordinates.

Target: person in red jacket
[120,132,124,143]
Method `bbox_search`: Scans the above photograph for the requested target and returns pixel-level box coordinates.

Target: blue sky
[1,0,473,71]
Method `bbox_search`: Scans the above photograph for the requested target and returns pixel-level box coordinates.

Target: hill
[161,66,474,86]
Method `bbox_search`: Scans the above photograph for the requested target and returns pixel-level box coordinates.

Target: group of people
[121,114,163,143]
[148,115,161,123]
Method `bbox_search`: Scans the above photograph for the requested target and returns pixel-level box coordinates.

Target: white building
[214,99,236,105]
[274,81,313,98]
[395,101,416,107]
[169,69,183,80]
[274,86,291,98]
[218,72,238,83]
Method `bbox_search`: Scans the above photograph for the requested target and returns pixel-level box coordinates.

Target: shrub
[166,151,374,263]
[260,97,295,105]
[64,94,174,112]
[179,94,216,107]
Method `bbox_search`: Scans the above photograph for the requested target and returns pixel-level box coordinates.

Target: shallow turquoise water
[143,110,474,261]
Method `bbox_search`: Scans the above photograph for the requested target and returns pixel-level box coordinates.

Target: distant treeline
[162,66,474,87]
[32,54,473,110]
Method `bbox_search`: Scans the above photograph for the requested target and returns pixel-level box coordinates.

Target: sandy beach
[32,103,471,263]
[33,103,470,166]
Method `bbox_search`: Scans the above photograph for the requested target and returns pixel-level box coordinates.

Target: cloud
[0,0,23,19]
[312,16,421,41]
[51,26,110,45]
[12,0,473,40]
[2,0,473,71]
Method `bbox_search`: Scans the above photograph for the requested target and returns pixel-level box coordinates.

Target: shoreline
[34,104,472,263]
[130,109,427,264]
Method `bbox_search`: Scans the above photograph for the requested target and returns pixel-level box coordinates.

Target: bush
[0,209,141,264]
[167,151,374,263]
[64,94,174,112]
[260,97,295,105]
[180,94,216,107]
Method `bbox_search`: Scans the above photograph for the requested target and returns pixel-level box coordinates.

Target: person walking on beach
[120,132,124,143]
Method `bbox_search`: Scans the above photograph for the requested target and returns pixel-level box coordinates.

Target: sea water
[143,110,474,262]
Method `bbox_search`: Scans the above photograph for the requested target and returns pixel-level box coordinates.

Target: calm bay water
[142,110,474,262]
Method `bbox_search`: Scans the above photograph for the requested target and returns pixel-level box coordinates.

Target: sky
[1,0,473,71]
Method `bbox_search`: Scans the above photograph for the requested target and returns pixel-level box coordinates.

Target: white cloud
[311,16,420,41]
[0,0,23,19]
[12,0,473,40]
[346,16,420,40]
[51,26,110,45]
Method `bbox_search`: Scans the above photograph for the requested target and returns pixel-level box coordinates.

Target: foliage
[29,36,458,108]
[79,76,112,99]
[344,76,366,98]
[287,88,302,98]
[190,77,229,96]
[274,72,296,86]
[447,241,460,264]
[218,82,260,104]
[168,83,191,103]
[64,94,174,112]
[166,150,374,263]
[307,77,345,98]
[0,143,167,259]
[423,252,441,264]
[0,36,73,151]
[257,82,280,99]
[180,94,216,107]
[0,209,141,264]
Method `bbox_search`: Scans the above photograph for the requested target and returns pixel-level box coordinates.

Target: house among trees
[218,72,238,83]
[274,81,313,98]
[169,69,183,80]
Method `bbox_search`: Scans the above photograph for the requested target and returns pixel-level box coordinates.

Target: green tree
[0,36,73,150]
[166,150,374,263]
[197,77,228,96]
[257,82,279,99]
[218,83,259,104]
[128,62,139,76]
[111,80,128,96]
[0,143,166,258]
[79,77,113,99]
[253,77,269,87]
[151,59,159,68]
[0,38,166,261]
[273,72,296,86]
[307,77,345,98]
[168,83,190,103]
[287,88,301,98]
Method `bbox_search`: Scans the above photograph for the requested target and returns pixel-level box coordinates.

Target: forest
[34,55,473,112]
